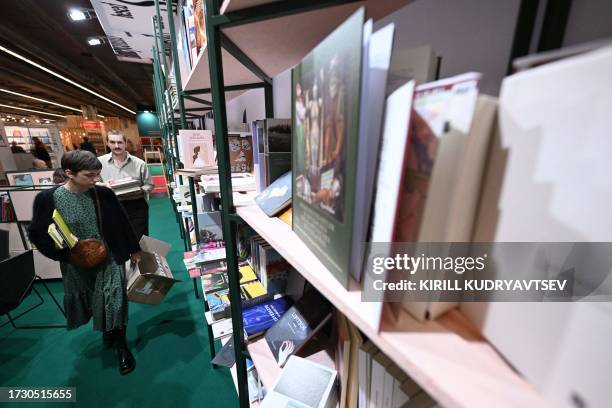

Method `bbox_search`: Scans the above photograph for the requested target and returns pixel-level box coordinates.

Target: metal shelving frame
[149,0,556,407]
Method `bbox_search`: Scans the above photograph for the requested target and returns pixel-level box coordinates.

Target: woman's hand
[130,252,142,265]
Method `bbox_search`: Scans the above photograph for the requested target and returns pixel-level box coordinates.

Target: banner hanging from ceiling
[91,0,178,64]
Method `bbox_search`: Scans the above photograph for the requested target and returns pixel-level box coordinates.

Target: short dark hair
[61,150,102,173]
[83,136,89,142]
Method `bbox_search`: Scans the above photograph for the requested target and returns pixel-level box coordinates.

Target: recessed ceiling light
[69,9,88,21]
[87,38,103,46]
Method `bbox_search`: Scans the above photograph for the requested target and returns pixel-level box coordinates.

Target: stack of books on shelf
[198,173,256,193]
[204,264,274,321]
[183,241,227,278]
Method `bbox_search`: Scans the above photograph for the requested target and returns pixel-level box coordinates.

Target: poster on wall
[4,126,31,150]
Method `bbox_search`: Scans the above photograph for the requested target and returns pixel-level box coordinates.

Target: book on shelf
[205,281,275,320]
[264,119,292,185]
[292,8,365,290]
[197,211,223,242]
[350,19,395,283]
[201,271,229,294]
[204,311,233,339]
[265,288,333,367]
[228,133,253,173]
[345,318,363,408]
[242,295,293,339]
[253,119,267,192]
[178,129,215,170]
[279,206,292,227]
[335,313,352,408]
[241,280,267,299]
[258,245,291,295]
[261,355,338,408]
[198,173,256,193]
[255,170,292,217]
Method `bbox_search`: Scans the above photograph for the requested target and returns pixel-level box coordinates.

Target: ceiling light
[0,103,65,118]
[87,37,103,46]
[0,88,82,112]
[0,45,136,115]
[69,9,88,21]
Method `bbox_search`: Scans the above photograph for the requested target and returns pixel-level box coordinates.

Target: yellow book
[240,281,267,299]
[238,264,257,284]
[47,224,65,249]
[51,209,78,248]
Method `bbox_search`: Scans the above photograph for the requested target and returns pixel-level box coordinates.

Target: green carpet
[0,197,237,407]
[148,164,164,176]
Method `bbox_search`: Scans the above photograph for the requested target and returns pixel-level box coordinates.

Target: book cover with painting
[395,73,481,241]
[292,8,364,289]
[178,129,215,169]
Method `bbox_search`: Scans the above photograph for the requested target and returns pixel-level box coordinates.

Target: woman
[28,150,141,375]
[31,137,52,168]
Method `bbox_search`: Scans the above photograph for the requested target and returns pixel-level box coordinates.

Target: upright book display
[292,8,364,289]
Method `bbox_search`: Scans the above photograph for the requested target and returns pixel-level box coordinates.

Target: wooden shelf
[184,1,412,94]
[235,204,548,408]
[182,46,261,92]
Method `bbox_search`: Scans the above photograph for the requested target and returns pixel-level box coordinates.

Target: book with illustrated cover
[279,207,292,226]
[238,264,258,284]
[292,8,364,289]
[178,129,215,169]
[261,356,338,408]
[228,133,253,173]
[265,289,333,366]
[242,296,293,339]
[201,272,228,293]
[264,119,292,184]
[255,171,292,217]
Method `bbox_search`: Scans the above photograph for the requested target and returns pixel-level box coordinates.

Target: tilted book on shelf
[255,170,292,217]
[261,355,338,408]
[242,295,293,339]
[264,288,333,367]
[292,8,365,290]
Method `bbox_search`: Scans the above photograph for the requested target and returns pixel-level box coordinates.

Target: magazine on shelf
[292,8,365,289]
[265,289,333,367]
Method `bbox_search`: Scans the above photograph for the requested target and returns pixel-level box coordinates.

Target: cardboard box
[126,236,178,305]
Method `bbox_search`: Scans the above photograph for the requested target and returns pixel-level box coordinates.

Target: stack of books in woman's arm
[47,209,78,249]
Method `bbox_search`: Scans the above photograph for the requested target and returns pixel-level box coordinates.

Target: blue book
[242,296,293,339]
[255,171,292,217]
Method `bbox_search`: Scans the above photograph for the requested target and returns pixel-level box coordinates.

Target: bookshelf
[150,1,552,407]
[236,204,547,408]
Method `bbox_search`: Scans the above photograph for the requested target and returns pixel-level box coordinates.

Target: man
[99,130,153,238]
[10,141,26,153]
[79,136,97,155]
